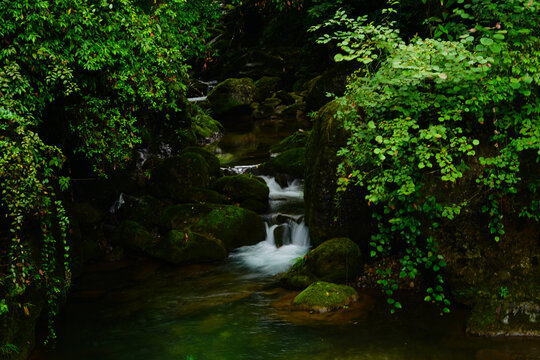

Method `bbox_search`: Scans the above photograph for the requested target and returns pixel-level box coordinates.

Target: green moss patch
[292,281,358,313]
[213,174,269,213]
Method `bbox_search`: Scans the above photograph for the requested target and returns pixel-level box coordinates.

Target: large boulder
[281,237,362,289]
[148,153,210,202]
[213,174,269,213]
[292,281,358,313]
[207,78,257,117]
[181,146,222,177]
[304,101,373,247]
[254,76,282,100]
[110,220,226,264]
[151,230,227,264]
[161,203,266,250]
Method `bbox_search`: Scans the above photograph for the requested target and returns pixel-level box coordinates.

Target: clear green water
[34,258,540,360]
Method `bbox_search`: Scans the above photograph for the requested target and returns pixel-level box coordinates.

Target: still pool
[32,257,540,360]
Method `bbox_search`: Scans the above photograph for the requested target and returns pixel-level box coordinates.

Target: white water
[230,175,310,276]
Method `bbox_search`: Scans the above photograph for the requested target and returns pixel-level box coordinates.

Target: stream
[33,127,540,360]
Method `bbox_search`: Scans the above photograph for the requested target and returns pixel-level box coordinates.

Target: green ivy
[1,0,221,345]
[317,0,539,313]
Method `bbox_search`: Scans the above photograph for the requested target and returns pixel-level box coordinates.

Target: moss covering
[467,300,540,336]
[161,203,266,250]
[269,131,310,154]
[195,205,266,250]
[213,174,269,213]
[110,220,226,264]
[259,147,306,178]
[181,146,222,177]
[149,230,227,264]
[292,281,358,313]
[207,77,257,116]
[281,237,362,289]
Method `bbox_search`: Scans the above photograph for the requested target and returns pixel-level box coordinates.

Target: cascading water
[230,175,310,276]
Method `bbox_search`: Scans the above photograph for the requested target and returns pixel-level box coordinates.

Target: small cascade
[187,79,217,103]
[230,174,310,276]
[109,193,125,213]
[221,164,261,175]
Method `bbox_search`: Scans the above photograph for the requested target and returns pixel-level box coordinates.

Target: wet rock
[258,147,306,179]
[110,220,226,264]
[161,203,266,250]
[207,77,257,116]
[274,224,291,247]
[148,153,210,202]
[292,281,358,313]
[467,300,540,337]
[255,76,282,100]
[281,237,362,289]
[213,174,269,213]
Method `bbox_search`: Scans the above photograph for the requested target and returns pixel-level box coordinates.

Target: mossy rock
[274,224,291,247]
[269,131,310,154]
[149,230,227,264]
[181,146,222,177]
[149,153,210,202]
[467,300,540,336]
[292,281,358,313]
[213,174,269,213]
[186,187,226,204]
[305,101,372,246]
[281,237,362,289]
[207,77,257,116]
[259,147,306,179]
[110,220,226,264]
[161,203,266,250]
[255,76,282,100]
[195,205,266,250]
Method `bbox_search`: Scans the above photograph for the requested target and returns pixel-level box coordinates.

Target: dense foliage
[1,0,220,347]
[315,0,539,312]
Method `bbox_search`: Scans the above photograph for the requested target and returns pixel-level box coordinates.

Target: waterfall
[230,174,310,276]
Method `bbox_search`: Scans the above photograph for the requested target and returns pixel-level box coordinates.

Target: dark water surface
[33,257,540,360]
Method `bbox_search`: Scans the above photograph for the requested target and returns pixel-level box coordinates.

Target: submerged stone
[292,281,358,313]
